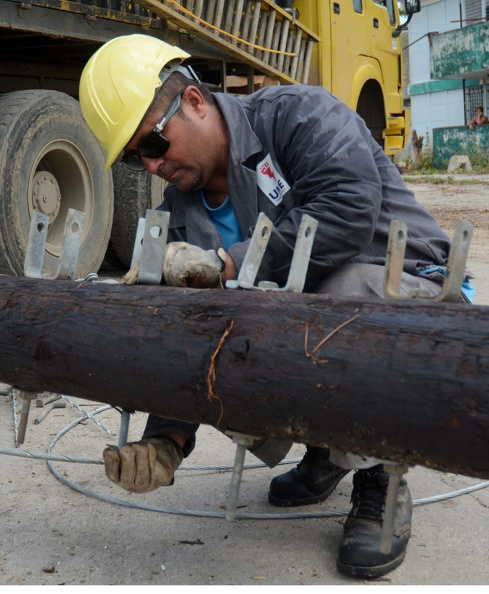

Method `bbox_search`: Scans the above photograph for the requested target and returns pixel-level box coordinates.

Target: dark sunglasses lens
[121,150,145,171]
[139,131,170,159]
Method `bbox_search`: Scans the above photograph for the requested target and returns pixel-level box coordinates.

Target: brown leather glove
[120,264,139,285]
[103,437,184,493]
[163,242,226,288]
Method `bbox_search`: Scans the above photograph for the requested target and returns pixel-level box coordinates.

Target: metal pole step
[290,28,302,80]
[214,0,225,30]
[302,39,314,84]
[263,8,276,64]
[194,0,204,18]
[224,0,236,34]
[296,37,306,82]
[232,0,245,42]
[248,1,261,56]
[240,0,254,51]
[277,18,290,73]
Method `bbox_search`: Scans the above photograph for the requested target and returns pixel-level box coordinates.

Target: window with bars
[464,84,489,123]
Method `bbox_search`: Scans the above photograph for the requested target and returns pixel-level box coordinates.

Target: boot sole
[268,474,348,507]
[336,550,406,580]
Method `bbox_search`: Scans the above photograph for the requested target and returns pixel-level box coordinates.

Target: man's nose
[142,155,165,175]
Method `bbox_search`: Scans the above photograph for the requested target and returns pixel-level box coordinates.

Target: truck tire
[111,163,166,267]
[0,90,113,278]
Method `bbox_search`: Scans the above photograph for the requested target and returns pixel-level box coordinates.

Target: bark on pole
[0,275,488,478]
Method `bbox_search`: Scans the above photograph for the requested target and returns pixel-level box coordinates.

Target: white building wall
[407,0,466,145]
[411,89,465,145]
[409,0,462,83]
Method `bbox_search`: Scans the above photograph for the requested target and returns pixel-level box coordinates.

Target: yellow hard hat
[79,34,190,168]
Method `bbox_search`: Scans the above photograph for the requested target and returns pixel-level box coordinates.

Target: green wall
[431,22,489,79]
[409,79,479,96]
[433,125,489,168]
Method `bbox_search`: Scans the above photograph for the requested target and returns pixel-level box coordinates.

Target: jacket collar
[214,93,263,164]
[213,93,263,238]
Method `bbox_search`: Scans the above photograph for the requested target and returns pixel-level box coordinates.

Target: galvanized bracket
[129,209,170,285]
[226,212,318,293]
[384,219,473,302]
[380,218,473,552]
[99,211,170,449]
[118,409,132,449]
[11,389,38,447]
[223,214,318,515]
[224,431,261,522]
[19,209,85,444]
[24,209,85,280]
[380,464,409,554]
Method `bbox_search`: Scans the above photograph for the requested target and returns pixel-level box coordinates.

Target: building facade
[407,0,489,166]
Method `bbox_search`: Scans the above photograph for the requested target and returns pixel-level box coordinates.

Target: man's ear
[182,86,207,118]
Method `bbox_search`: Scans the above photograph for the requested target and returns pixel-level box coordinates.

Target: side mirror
[405,0,421,15]
[393,0,421,35]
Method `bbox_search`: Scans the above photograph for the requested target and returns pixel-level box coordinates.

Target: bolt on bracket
[384,219,473,302]
[24,209,85,280]
[226,212,318,293]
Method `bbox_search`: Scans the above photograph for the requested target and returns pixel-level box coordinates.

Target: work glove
[120,264,139,285]
[103,437,184,493]
[163,242,226,288]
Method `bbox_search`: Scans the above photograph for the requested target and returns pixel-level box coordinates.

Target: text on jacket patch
[256,154,290,205]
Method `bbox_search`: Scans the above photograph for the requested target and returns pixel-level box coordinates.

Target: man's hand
[103,437,183,493]
[163,242,235,288]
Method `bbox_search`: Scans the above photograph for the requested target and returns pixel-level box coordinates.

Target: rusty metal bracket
[24,209,85,280]
[384,219,473,302]
[226,212,318,293]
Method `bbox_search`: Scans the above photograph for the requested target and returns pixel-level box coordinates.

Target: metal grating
[464,83,487,124]
[463,0,485,23]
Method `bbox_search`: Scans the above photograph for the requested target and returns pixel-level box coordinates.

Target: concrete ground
[1,174,489,585]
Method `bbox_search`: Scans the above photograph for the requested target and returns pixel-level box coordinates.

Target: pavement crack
[469,493,489,510]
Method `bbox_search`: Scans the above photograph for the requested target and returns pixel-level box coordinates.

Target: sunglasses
[121,91,183,171]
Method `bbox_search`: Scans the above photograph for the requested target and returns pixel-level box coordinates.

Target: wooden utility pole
[0,275,488,478]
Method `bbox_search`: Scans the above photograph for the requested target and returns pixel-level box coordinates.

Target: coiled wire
[2,406,488,520]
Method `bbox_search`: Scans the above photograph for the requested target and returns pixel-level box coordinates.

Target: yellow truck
[0,0,420,275]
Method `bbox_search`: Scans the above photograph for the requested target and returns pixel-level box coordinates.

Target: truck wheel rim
[27,140,94,258]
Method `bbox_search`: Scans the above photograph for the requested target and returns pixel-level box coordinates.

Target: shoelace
[350,471,389,522]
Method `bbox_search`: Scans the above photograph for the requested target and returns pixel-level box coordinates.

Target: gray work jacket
[161,85,450,290]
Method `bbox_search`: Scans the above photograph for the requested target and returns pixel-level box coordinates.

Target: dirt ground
[406,175,489,304]
[1,175,489,586]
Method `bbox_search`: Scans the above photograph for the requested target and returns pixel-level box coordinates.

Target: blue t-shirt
[202,195,243,251]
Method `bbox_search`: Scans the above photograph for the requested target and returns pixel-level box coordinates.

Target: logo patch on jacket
[256,154,290,205]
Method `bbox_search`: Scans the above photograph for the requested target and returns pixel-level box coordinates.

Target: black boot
[268,446,350,507]
[337,465,412,579]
